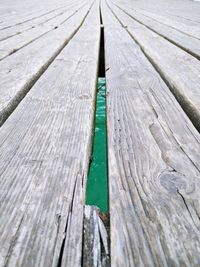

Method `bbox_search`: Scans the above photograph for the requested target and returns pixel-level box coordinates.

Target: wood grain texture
[102,1,200,266]
[0,1,93,126]
[134,9,200,40]
[0,1,100,266]
[0,2,78,41]
[0,0,71,30]
[113,0,200,25]
[107,0,200,132]
[0,1,86,60]
[83,206,109,267]
[110,0,200,60]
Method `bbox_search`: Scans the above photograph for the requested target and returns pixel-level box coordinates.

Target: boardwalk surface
[0,0,200,266]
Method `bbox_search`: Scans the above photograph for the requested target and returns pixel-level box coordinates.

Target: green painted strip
[86,78,108,212]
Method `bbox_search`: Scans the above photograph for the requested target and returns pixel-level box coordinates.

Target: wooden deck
[0,0,200,266]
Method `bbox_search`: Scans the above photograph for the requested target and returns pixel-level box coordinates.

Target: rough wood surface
[102,1,200,266]
[1,0,200,266]
[83,206,109,267]
[114,0,200,25]
[0,1,93,126]
[110,0,200,60]
[134,9,200,40]
[0,0,71,29]
[0,1,100,266]
[0,2,80,42]
[0,2,87,60]
[107,0,200,132]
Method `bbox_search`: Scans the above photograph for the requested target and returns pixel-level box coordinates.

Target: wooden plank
[0,1,93,126]
[107,0,200,131]
[114,0,200,24]
[110,0,200,60]
[0,1,81,41]
[0,1,100,266]
[0,0,70,30]
[134,9,200,40]
[102,1,200,266]
[83,206,109,267]
[134,0,200,25]
[0,2,87,60]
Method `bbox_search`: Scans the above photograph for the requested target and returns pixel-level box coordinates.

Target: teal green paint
[86,78,108,212]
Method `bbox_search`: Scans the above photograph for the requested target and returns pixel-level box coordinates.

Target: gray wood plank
[110,0,200,60]
[102,1,200,266]
[0,1,80,41]
[135,8,200,40]
[0,1,93,126]
[0,2,87,60]
[83,206,109,267]
[0,1,100,266]
[114,0,200,24]
[0,0,70,30]
[107,0,200,131]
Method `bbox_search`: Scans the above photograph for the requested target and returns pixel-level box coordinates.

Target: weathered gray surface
[0,2,87,59]
[107,0,200,132]
[0,0,72,29]
[113,0,200,25]
[110,0,200,60]
[0,1,80,42]
[0,1,94,126]
[0,1,100,266]
[83,206,109,267]
[1,0,200,266]
[102,1,200,266]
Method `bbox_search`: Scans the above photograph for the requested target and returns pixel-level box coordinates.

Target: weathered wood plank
[102,1,200,266]
[0,1,100,266]
[110,0,200,60]
[0,2,87,60]
[0,1,82,42]
[131,9,200,40]
[0,0,70,30]
[114,0,200,24]
[0,1,93,126]
[83,206,109,267]
[107,0,200,131]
